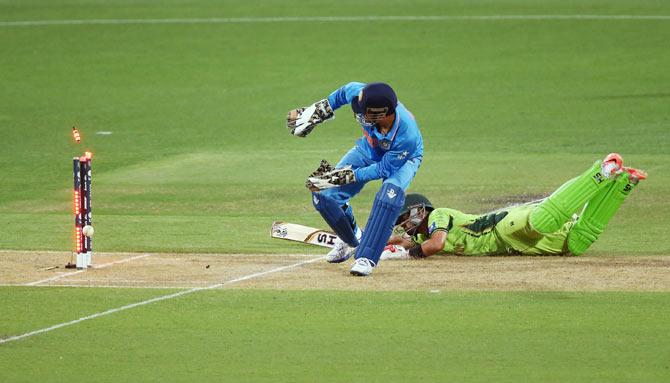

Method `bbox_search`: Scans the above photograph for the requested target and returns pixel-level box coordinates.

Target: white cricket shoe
[325,228,362,264]
[326,240,355,263]
[350,258,375,276]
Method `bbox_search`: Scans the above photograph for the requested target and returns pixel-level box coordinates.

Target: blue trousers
[314,146,421,255]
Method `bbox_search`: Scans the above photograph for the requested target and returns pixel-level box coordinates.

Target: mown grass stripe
[1,14,669,27]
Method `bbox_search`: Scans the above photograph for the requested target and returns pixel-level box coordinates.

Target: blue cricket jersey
[327,82,424,183]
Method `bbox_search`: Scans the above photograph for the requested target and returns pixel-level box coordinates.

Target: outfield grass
[1,288,669,382]
[1,1,669,382]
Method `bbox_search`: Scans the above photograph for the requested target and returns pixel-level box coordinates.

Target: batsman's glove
[305,165,355,191]
[286,99,334,137]
[380,245,410,260]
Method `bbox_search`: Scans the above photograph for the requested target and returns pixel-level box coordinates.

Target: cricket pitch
[1,251,669,292]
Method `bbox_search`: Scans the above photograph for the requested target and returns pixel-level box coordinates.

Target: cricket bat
[270,221,340,248]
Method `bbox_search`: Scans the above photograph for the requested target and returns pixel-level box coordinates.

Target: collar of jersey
[364,111,400,142]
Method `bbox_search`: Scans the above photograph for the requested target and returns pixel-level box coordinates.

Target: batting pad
[312,192,359,247]
[568,173,633,255]
[530,161,612,234]
[355,183,405,265]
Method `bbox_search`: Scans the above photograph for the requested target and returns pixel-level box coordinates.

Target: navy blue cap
[354,82,397,117]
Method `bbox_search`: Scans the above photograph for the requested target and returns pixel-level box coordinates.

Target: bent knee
[567,227,599,256]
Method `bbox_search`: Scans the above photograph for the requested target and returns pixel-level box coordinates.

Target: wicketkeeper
[382,154,647,258]
[287,82,424,276]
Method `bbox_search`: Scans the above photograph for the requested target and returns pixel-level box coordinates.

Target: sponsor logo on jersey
[313,195,319,205]
[398,150,409,160]
[429,222,437,234]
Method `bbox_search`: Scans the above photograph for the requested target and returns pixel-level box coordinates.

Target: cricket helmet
[352,82,398,126]
[395,193,434,235]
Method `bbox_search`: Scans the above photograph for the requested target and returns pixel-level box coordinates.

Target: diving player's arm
[407,210,452,258]
[408,231,447,258]
[387,234,414,248]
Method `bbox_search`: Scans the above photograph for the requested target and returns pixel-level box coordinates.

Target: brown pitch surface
[1,251,669,291]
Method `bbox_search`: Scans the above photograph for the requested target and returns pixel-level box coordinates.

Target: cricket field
[1,1,669,382]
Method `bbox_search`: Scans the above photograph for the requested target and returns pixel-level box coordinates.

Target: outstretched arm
[383,230,447,260]
[327,82,366,110]
[387,234,415,248]
[408,231,447,258]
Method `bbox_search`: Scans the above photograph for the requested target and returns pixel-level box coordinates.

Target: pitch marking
[24,254,152,286]
[0,255,324,344]
[1,15,669,27]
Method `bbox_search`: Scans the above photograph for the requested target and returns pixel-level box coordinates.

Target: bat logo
[272,224,288,238]
[317,233,338,245]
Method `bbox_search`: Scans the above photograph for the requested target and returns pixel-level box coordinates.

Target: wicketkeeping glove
[286,99,334,137]
[305,165,356,191]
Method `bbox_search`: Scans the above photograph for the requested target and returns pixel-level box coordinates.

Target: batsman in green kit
[383,154,647,259]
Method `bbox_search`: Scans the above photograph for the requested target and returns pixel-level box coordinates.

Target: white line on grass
[0,249,73,255]
[0,283,182,289]
[0,255,324,345]
[0,14,669,27]
[23,254,152,286]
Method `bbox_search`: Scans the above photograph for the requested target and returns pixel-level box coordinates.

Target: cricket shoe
[601,153,623,178]
[623,167,648,185]
[350,257,375,276]
[326,228,362,263]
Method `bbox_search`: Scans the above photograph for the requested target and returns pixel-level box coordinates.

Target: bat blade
[271,221,340,248]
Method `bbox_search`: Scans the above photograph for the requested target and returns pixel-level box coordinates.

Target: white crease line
[0,256,324,344]
[0,249,75,254]
[24,254,151,286]
[32,280,214,288]
[0,14,669,27]
[0,283,188,289]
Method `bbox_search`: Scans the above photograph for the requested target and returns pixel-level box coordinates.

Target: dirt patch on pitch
[1,251,669,291]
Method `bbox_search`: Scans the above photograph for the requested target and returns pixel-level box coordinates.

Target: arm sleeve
[353,138,413,183]
[327,82,366,111]
[427,210,454,236]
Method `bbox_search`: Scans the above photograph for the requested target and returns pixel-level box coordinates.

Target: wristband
[409,244,425,258]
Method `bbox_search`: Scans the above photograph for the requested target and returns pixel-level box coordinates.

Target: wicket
[69,152,93,269]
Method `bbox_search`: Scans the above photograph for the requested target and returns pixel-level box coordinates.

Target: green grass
[1,1,669,382]
[1,0,669,254]
[1,288,669,382]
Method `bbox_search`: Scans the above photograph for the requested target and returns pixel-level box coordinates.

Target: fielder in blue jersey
[286,82,424,276]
